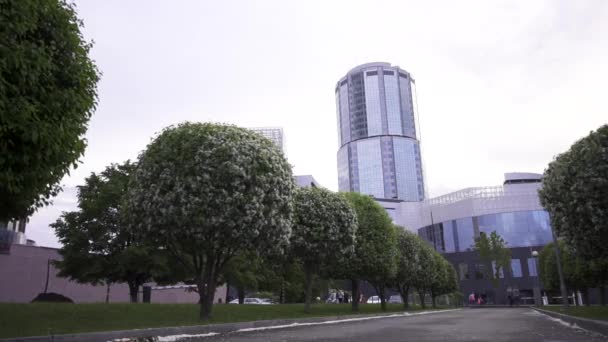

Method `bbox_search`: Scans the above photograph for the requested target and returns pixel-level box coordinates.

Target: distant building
[295,175,320,188]
[390,172,604,305]
[335,62,425,202]
[250,127,285,153]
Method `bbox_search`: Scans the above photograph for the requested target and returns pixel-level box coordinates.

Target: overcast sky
[27,0,608,247]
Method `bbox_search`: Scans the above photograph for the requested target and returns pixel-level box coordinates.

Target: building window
[491,261,505,278]
[458,263,469,280]
[527,258,538,277]
[511,259,522,278]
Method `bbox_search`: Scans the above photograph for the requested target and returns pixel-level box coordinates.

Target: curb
[532,307,608,337]
[0,308,461,342]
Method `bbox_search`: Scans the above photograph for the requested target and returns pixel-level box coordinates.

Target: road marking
[235,309,461,333]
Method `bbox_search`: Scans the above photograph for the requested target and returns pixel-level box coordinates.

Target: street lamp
[549,227,569,309]
[531,251,542,306]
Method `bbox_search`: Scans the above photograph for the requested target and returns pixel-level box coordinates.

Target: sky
[26,0,608,247]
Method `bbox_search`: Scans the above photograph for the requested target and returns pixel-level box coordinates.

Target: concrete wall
[0,244,225,304]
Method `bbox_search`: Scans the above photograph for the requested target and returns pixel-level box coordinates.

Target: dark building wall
[444,246,544,305]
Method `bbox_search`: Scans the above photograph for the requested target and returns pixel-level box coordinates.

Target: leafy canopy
[474,231,511,287]
[539,124,608,260]
[341,192,398,282]
[125,122,295,318]
[52,161,161,302]
[291,187,357,270]
[0,0,100,221]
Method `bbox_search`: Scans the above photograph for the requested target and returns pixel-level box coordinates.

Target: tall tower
[336,62,425,201]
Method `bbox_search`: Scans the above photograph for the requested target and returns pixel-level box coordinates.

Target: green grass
[542,305,608,321]
[0,303,444,339]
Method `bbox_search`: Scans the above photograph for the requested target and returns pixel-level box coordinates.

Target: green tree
[474,231,511,287]
[291,187,357,313]
[413,241,440,308]
[125,123,294,319]
[222,252,263,304]
[539,124,608,261]
[341,192,398,312]
[429,255,458,308]
[52,161,161,303]
[392,229,425,309]
[0,0,100,223]
[539,241,606,305]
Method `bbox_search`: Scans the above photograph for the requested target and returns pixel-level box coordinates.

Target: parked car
[366,295,381,304]
[388,295,403,304]
[229,297,272,304]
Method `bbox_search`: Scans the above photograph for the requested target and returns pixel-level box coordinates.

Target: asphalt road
[198,308,607,342]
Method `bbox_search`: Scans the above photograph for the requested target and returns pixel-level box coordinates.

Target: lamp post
[531,251,542,306]
[550,227,569,309]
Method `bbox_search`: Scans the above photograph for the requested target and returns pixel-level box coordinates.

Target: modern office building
[393,172,563,304]
[335,62,425,202]
[250,127,285,153]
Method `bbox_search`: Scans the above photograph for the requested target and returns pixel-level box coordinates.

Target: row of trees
[538,124,608,304]
[53,122,458,319]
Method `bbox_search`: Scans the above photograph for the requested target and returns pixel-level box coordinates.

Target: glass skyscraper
[336,62,425,201]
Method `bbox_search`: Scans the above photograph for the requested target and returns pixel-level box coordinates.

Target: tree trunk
[431,294,437,308]
[399,285,410,309]
[105,283,111,304]
[237,287,245,304]
[351,279,359,312]
[379,285,387,312]
[279,278,285,304]
[197,277,217,320]
[581,289,590,306]
[419,291,426,309]
[600,286,606,306]
[225,281,230,304]
[304,266,313,313]
[128,281,139,303]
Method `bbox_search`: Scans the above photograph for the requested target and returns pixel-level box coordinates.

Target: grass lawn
[542,305,608,321]
[0,303,445,339]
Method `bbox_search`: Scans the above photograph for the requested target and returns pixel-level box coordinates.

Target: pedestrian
[344,292,350,304]
[338,290,344,303]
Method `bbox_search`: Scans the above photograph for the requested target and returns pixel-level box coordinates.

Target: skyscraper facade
[336,62,425,201]
[250,127,285,152]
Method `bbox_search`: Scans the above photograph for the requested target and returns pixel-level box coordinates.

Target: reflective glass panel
[384,74,402,135]
[364,75,382,136]
[356,139,384,198]
[511,259,522,278]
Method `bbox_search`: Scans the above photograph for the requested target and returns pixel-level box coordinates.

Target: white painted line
[156,332,220,341]
[236,309,460,333]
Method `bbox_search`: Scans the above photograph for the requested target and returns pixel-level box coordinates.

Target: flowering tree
[341,192,397,312]
[126,122,295,319]
[291,187,357,313]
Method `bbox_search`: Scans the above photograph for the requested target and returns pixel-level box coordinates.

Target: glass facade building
[336,62,425,201]
[418,210,552,253]
[250,127,285,153]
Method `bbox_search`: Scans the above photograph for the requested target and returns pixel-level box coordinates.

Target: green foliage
[474,231,511,287]
[52,161,161,302]
[539,124,608,260]
[291,187,357,312]
[392,228,426,308]
[125,122,295,319]
[0,0,100,221]
[538,240,602,293]
[340,192,398,311]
